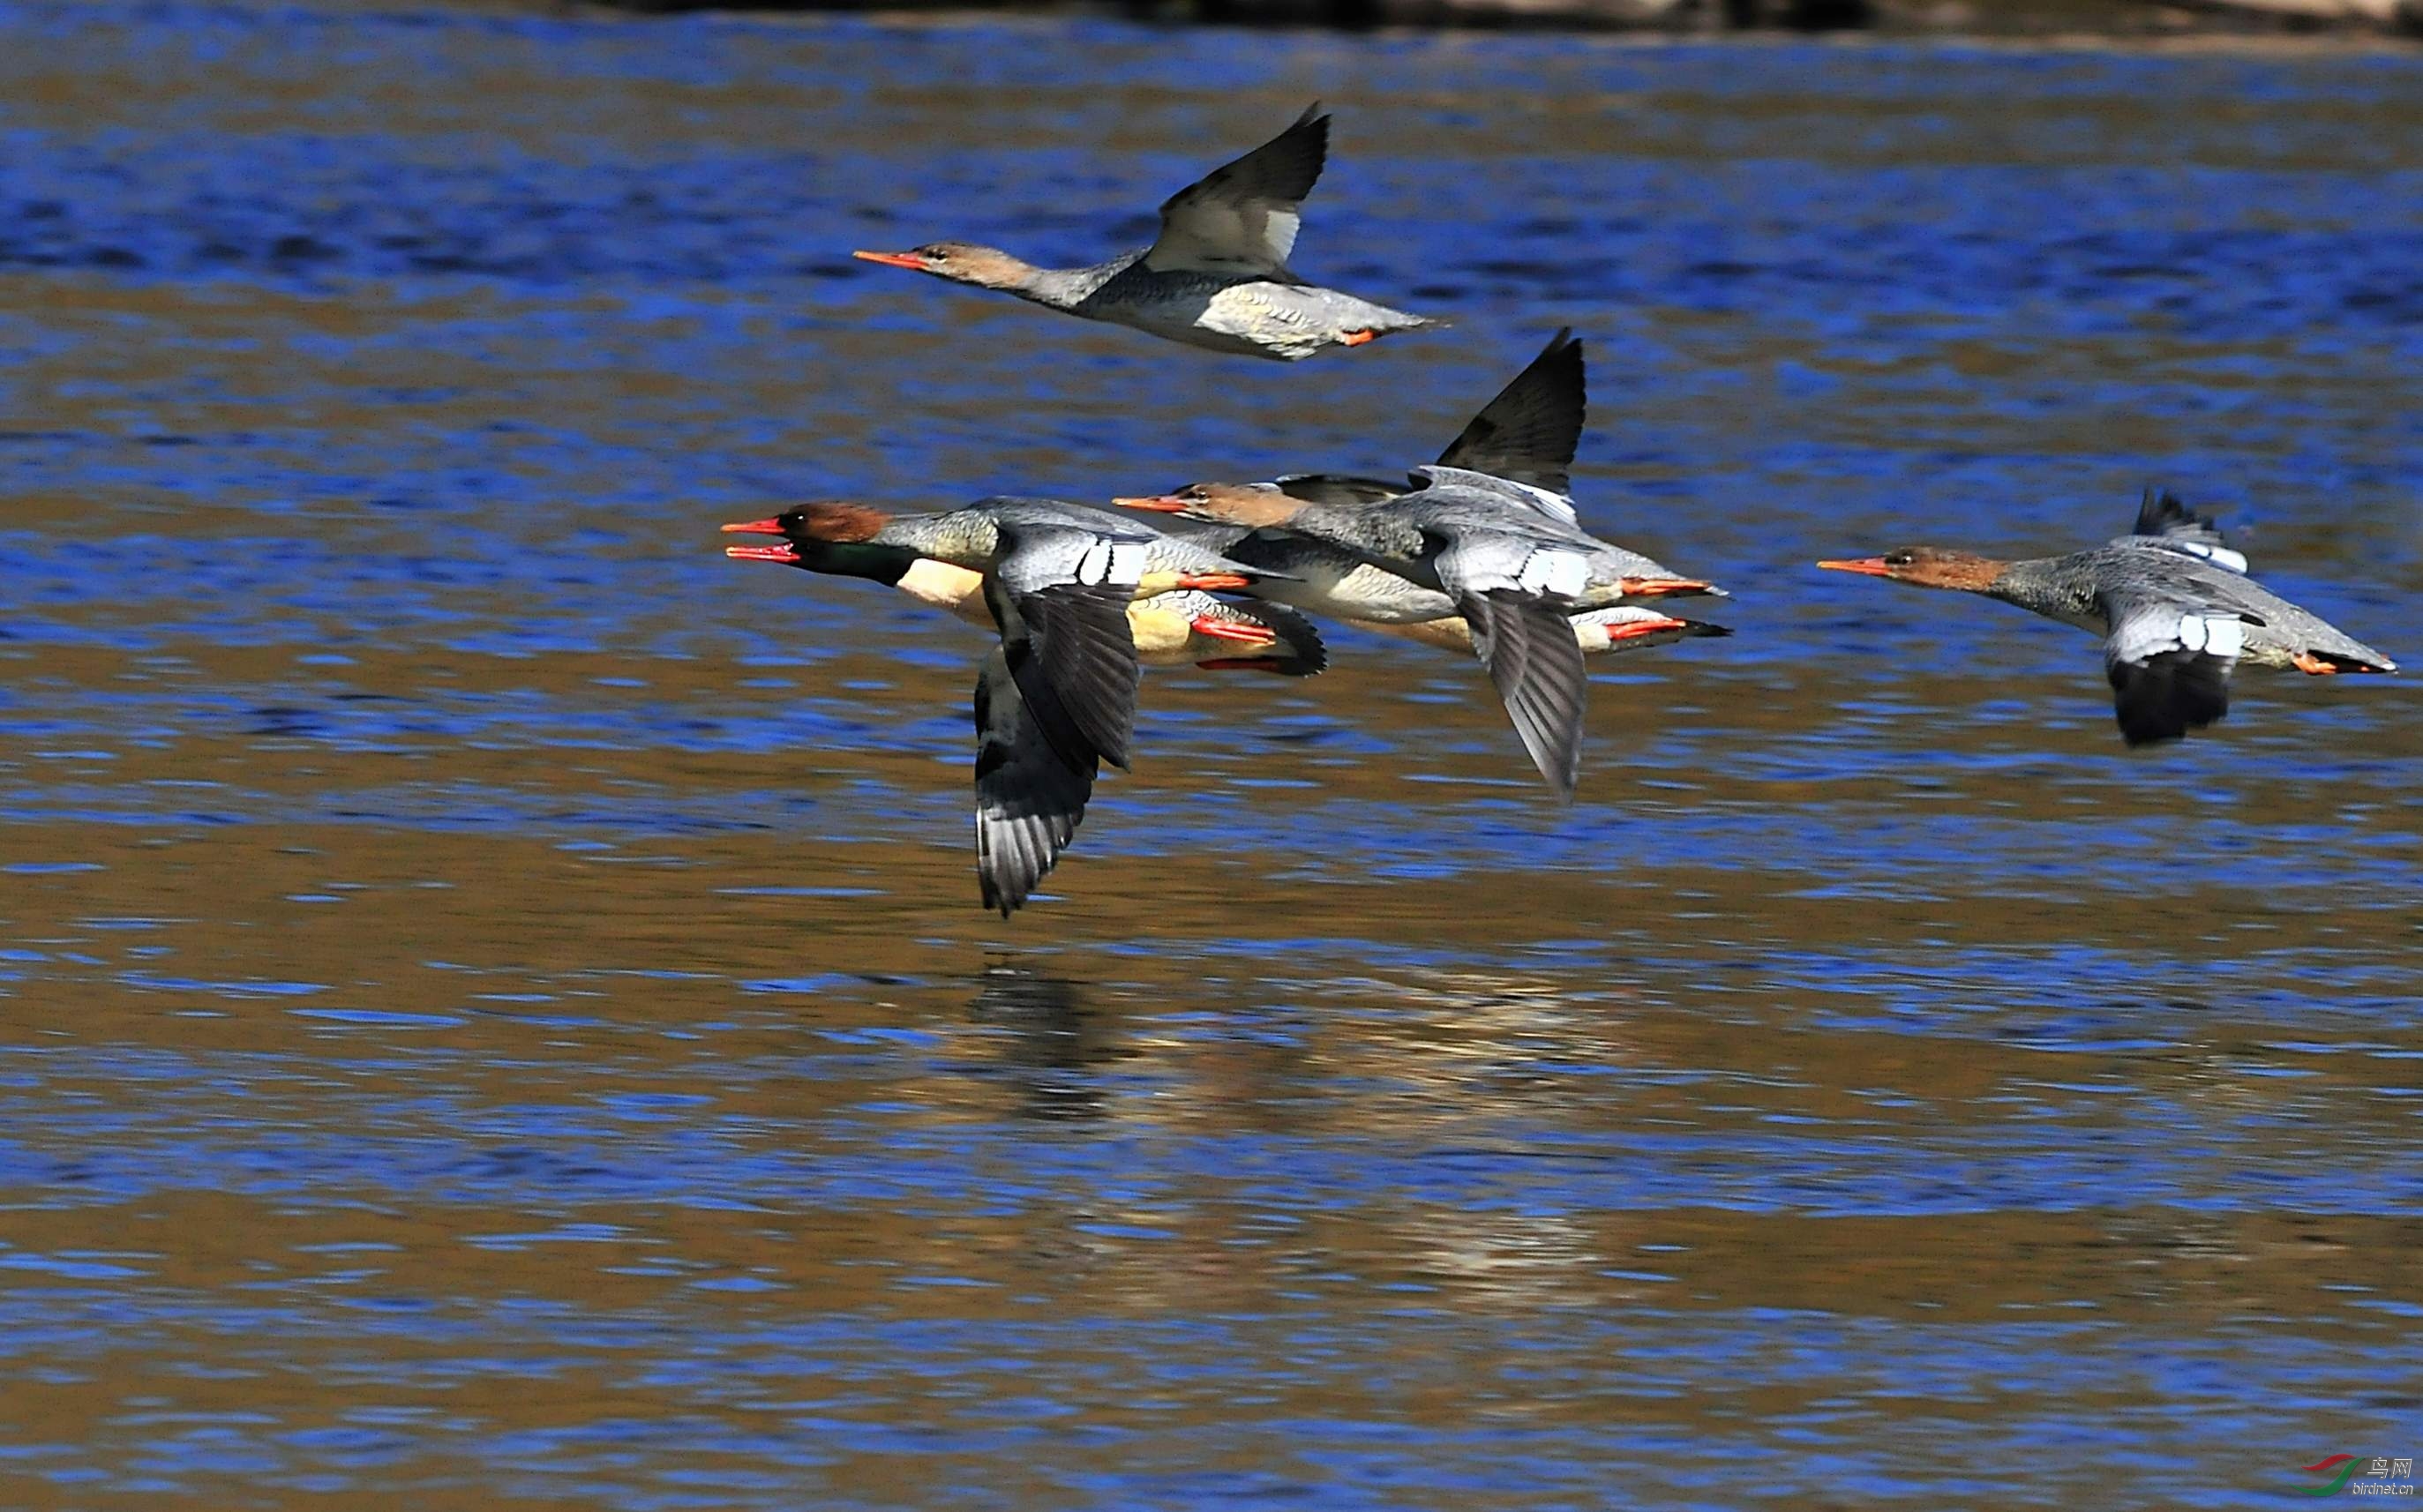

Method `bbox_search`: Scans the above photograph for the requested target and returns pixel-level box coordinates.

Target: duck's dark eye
[1884,550,1914,566]
[921,246,950,262]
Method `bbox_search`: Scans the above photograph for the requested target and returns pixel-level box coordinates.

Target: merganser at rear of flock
[1818,489,2395,746]
[723,497,1295,915]
[1115,329,1726,800]
[851,104,1435,363]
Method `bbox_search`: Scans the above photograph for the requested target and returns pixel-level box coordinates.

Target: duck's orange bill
[1190,617,1277,646]
[1617,577,1713,597]
[851,250,926,270]
[1816,558,1892,576]
[724,543,800,565]
[721,517,786,536]
[1174,573,1251,591]
[1111,496,1189,513]
[1604,616,1688,642]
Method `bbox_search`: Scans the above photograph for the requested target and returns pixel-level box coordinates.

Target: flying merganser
[1818,489,2397,746]
[722,498,1294,915]
[1129,475,1719,799]
[723,497,1282,773]
[721,534,1326,676]
[1114,331,1724,797]
[851,104,1435,363]
[1115,327,1719,626]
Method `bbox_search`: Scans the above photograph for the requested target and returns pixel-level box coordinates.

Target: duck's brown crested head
[781,500,891,543]
[1113,481,1305,528]
[1817,546,2007,593]
[851,241,1036,291]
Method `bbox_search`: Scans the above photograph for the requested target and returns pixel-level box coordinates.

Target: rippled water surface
[4,3,2421,1506]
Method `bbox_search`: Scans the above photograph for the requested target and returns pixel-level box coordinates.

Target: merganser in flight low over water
[1116,330,1725,798]
[720,533,1327,677]
[851,104,1436,363]
[725,497,1282,771]
[1818,489,2396,746]
[722,498,1294,914]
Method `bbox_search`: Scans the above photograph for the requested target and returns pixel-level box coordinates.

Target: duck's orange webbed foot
[2292,650,2342,676]
[1339,329,1377,348]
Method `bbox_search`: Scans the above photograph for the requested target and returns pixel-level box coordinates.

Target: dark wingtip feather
[988,579,1142,774]
[973,653,1098,917]
[2107,647,2232,747]
[1435,327,1587,496]
[2133,485,2230,545]
[1242,601,1330,677]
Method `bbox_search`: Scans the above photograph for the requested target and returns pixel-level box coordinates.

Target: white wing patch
[2106,592,2251,668]
[2175,612,2245,657]
[2162,539,2250,574]
[1518,549,1590,597]
[1072,538,1146,588]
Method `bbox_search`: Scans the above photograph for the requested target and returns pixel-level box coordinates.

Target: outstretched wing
[1408,465,1580,529]
[1272,471,1412,508]
[1433,532,1592,800]
[2130,487,2248,573]
[2099,587,2247,746]
[1143,104,1327,279]
[1436,327,1586,498]
[1457,590,1589,801]
[973,649,1098,917]
[984,573,1141,774]
[982,523,1149,772]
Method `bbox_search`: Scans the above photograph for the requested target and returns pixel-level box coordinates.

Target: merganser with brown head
[721,534,1326,677]
[1819,489,2396,746]
[1116,328,1722,629]
[722,497,1304,914]
[1128,473,1722,800]
[724,496,1286,774]
[851,105,1434,363]
[1114,331,1726,799]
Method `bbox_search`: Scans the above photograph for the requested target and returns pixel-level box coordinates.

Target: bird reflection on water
[960,962,1124,1123]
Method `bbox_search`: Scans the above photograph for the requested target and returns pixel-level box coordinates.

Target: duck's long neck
[1015,251,1144,311]
[876,511,1001,569]
[1983,555,2089,619]
[1292,500,1429,561]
